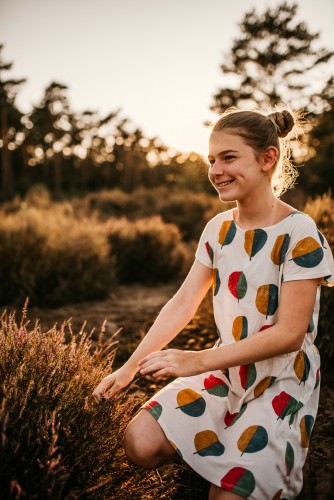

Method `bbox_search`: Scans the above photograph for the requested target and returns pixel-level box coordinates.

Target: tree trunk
[1,106,15,199]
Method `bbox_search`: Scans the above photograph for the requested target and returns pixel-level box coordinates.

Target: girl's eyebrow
[208,149,239,160]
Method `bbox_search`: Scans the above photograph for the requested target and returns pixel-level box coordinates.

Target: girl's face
[208,130,271,204]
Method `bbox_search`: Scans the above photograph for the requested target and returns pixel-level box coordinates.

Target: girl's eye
[225,155,235,161]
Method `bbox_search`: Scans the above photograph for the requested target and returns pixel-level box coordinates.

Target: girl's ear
[261,147,279,172]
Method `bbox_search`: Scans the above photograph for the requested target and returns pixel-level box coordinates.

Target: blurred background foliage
[0,3,334,202]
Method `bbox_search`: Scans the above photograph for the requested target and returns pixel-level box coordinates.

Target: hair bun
[267,110,294,138]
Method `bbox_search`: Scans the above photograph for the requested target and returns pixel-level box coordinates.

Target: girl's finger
[153,366,174,378]
[140,360,166,374]
[139,351,165,365]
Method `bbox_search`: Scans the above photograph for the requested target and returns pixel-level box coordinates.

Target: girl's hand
[138,349,203,378]
[92,365,137,403]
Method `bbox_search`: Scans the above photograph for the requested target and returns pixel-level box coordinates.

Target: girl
[93,108,334,499]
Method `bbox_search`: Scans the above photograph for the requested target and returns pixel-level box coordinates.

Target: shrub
[106,216,190,283]
[304,192,334,383]
[0,308,173,499]
[80,187,228,241]
[0,207,116,308]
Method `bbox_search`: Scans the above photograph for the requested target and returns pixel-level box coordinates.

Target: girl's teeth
[218,180,233,187]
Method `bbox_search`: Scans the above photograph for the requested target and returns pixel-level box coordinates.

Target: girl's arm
[92,260,213,401]
[139,278,319,378]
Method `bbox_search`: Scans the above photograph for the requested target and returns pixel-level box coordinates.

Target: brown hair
[211,108,297,197]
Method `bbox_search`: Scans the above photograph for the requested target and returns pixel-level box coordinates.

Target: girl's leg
[124,409,177,468]
[209,484,244,500]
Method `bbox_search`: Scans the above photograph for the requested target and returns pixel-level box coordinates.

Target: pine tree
[211,2,333,114]
[0,44,25,199]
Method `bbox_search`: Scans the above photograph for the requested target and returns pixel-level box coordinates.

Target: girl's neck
[233,195,292,230]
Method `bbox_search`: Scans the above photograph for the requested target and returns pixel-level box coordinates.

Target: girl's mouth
[216,180,235,188]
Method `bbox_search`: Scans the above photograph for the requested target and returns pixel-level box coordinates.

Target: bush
[0,308,173,499]
[304,192,334,383]
[0,207,116,308]
[106,216,190,283]
[81,187,228,241]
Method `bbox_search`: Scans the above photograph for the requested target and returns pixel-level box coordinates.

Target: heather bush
[304,192,334,382]
[106,216,190,283]
[0,207,116,308]
[0,308,175,499]
[82,187,226,240]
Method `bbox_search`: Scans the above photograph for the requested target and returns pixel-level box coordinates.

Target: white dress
[142,209,334,499]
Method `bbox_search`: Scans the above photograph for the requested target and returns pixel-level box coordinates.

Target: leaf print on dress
[290,237,324,268]
[272,391,299,423]
[239,364,257,390]
[203,374,229,397]
[232,316,248,341]
[317,230,327,249]
[219,220,236,247]
[272,489,284,500]
[285,441,294,479]
[256,284,278,318]
[228,271,247,302]
[143,401,162,420]
[176,388,206,417]
[169,440,182,457]
[271,234,290,269]
[254,376,277,398]
[314,367,320,390]
[205,241,214,263]
[224,403,248,428]
[244,229,268,260]
[237,425,268,455]
[194,430,225,457]
[213,268,221,296]
[300,415,314,448]
[220,467,256,497]
[293,351,310,384]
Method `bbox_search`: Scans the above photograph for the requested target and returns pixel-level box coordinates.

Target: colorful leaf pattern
[285,441,294,477]
[176,388,206,417]
[219,220,236,247]
[237,425,268,455]
[194,430,225,456]
[213,268,221,296]
[205,241,214,264]
[291,237,324,268]
[232,316,248,341]
[203,374,229,397]
[300,415,314,448]
[220,467,256,497]
[293,351,311,384]
[256,284,278,318]
[239,363,257,390]
[254,376,277,398]
[228,271,248,301]
[224,403,248,428]
[244,229,268,260]
[271,233,290,269]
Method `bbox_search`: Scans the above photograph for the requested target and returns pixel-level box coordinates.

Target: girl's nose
[210,160,223,176]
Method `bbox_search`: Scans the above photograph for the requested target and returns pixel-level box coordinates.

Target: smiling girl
[93,108,334,499]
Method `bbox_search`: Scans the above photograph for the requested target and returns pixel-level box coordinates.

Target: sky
[1,0,334,156]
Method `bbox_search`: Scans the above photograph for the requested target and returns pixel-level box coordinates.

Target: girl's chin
[217,191,237,203]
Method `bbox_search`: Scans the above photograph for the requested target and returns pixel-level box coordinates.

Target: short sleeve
[195,219,215,269]
[282,215,334,287]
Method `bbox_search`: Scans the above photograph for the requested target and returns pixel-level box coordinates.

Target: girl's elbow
[285,330,305,353]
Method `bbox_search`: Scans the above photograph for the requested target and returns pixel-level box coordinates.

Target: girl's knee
[124,412,163,468]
